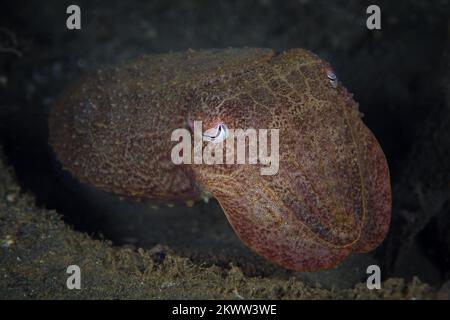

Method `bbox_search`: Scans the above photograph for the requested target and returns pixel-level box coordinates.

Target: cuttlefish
[49,48,391,271]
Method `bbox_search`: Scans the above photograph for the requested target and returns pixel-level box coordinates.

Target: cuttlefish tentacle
[48,48,391,271]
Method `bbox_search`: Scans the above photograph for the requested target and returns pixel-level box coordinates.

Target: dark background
[0,0,449,289]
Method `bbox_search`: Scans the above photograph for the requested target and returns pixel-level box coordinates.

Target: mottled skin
[49,48,391,271]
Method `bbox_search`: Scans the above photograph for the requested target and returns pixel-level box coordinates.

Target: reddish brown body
[49,48,391,271]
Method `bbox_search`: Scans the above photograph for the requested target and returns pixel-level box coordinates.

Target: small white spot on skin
[203,123,228,143]
[327,70,338,88]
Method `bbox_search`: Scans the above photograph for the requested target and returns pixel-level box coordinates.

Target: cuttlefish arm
[49,48,391,271]
[192,88,391,271]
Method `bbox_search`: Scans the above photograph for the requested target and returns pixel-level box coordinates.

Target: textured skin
[49,48,391,271]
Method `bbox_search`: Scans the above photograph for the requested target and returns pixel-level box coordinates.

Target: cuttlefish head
[189,49,391,271]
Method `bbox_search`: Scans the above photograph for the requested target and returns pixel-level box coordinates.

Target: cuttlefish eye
[203,123,228,143]
[327,69,338,88]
